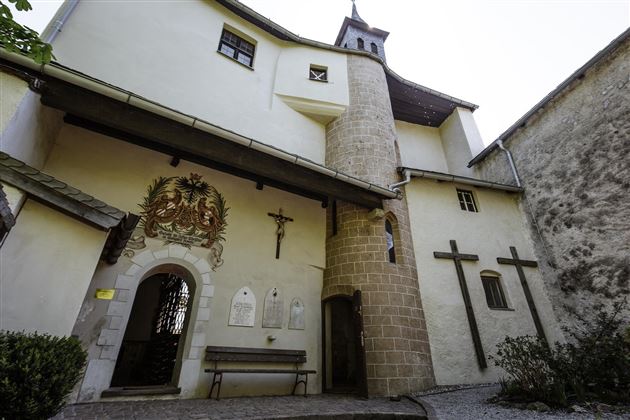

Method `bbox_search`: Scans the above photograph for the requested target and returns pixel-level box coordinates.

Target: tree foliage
[0,0,53,64]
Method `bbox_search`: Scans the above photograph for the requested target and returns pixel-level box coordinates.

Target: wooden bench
[204,346,317,399]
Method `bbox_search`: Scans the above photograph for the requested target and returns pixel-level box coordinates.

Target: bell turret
[334,1,389,62]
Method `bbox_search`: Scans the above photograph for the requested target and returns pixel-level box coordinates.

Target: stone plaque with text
[228,286,256,327]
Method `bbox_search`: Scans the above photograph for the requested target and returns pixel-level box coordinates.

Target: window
[218,28,255,67]
[457,189,478,212]
[481,275,508,309]
[385,219,396,263]
[309,65,328,82]
[357,38,364,50]
[370,42,378,54]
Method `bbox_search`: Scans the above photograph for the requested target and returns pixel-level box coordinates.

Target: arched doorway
[322,291,367,396]
[111,271,193,388]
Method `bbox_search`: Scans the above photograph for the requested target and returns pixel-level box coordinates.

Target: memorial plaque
[262,287,284,328]
[228,287,256,327]
[288,298,305,330]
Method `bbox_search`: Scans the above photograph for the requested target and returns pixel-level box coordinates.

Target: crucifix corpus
[497,246,547,342]
[268,208,293,259]
[434,240,487,369]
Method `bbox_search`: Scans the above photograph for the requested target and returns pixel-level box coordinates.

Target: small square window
[309,66,328,82]
[481,276,508,309]
[457,189,478,212]
[218,28,255,68]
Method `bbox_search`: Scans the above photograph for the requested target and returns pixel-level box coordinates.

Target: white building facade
[0,0,562,401]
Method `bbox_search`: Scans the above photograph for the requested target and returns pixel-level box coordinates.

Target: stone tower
[334,1,389,62]
[324,5,435,396]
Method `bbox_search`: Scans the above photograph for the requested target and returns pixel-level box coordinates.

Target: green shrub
[0,331,87,420]
[491,299,630,407]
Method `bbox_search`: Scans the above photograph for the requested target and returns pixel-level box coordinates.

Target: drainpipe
[388,169,411,198]
[496,140,522,188]
[41,0,80,44]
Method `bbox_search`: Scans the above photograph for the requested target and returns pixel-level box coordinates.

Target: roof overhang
[334,17,390,47]
[0,150,139,264]
[0,51,396,209]
[386,70,478,127]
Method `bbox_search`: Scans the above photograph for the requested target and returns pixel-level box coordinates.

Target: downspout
[388,169,411,198]
[41,0,80,44]
[496,140,522,188]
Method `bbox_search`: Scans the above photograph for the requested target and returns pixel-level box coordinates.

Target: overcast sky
[10,0,630,145]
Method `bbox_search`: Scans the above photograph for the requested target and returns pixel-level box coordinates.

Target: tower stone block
[324,55,435,395]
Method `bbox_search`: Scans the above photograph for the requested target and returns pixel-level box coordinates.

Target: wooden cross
[268,208,293,259]
[434,240,487,369]
[497,246,547,342]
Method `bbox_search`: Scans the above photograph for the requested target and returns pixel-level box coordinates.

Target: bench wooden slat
[205,346,307,363]
[204,368,317,374]
[206,346,306,356]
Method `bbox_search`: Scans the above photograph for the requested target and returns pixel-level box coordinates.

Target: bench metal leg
[292,372,308,397]
[208,372,223,400]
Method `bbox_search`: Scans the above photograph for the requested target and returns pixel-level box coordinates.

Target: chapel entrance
[322,291,368,397]
[111,272,192,388]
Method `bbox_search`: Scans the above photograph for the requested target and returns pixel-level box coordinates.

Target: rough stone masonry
[475,33,630,329]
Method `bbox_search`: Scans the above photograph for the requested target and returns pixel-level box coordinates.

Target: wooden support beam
[39,79,385,209]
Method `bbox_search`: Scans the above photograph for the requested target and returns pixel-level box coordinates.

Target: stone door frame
[78,245,214,401]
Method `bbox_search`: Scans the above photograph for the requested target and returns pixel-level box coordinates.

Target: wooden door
[352,290,368,398]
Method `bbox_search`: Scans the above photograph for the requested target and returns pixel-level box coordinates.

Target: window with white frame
[457,189,478,212]
[218,28,255,67]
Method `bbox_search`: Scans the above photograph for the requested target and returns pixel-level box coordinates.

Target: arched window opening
[357,38,364,50]
[370,42,378,54]
[385,219,396,263]
[480,273,508,309]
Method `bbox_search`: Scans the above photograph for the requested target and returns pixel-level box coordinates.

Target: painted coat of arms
[125,173,229,270]
[140,173,228,248]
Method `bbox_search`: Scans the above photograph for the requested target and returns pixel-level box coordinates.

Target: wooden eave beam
[39,79,385,209]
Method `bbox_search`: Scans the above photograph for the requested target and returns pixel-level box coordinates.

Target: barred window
[218,28,255,68]
[309,65,328,82]
[457,189,478,212]
[481,276,508,309]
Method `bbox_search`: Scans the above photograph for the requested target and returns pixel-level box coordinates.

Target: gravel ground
[412,385,629,420]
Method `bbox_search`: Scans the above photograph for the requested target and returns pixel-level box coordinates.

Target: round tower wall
[324,55,435,395]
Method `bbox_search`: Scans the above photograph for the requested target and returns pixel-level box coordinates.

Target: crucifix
[434,240,487,369]
[268,208,293,259]
[497,246,547,342]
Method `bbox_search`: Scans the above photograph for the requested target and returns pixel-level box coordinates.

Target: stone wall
[324,54,434,395]
[475,33,630,327]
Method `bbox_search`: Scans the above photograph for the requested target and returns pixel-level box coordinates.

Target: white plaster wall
[50,1,349,164]
[395,120,448,172]
[0,200,107,337]
[42,124,325,399]
[439,107,485,178]
[405,178,563,385]
[0,72,63,169]
[274,45,348,121]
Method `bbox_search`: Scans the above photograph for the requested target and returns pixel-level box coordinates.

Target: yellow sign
[95,289,115,300]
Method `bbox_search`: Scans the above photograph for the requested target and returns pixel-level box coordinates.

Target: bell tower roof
[334,1,389,61]
[351,1,366,23]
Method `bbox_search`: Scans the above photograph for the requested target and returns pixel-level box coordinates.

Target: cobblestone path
[53,394,427,419]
